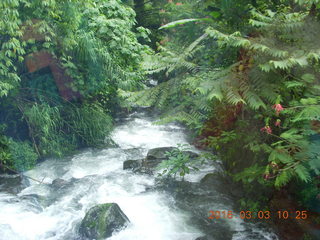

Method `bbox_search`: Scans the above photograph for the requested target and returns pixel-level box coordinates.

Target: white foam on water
[0,113,278,240]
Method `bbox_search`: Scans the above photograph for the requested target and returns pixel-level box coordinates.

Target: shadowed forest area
[0,0,320,240]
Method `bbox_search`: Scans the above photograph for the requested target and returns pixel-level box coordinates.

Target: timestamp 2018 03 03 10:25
[208,210,308,220]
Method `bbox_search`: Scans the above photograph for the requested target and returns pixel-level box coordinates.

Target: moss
[82,203,114,239]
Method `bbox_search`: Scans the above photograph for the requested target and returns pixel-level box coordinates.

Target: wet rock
[199,173,240,197]
[143,147,176,169]
[146,147,176,160]
[51,178,68,188]
[0,174,24,194]
[19,194,44,212]
[46,176,99,208]
[143,147,200,170]
[200,173,217,185]
[132,167,154,175]
[123,160,141,170]
[79,203,130,239]
[154,178,234,240]
[183,151,200,159]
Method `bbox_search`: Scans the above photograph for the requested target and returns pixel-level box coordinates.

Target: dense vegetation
[0,0,149,171]
[1,0,319,237]
[124,0,320,229]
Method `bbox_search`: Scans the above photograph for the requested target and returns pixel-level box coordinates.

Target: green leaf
[301,73,315,83]
[294,164,311,183]
[159,18,207,30]
[210,11,221,19]
[275,171,291,187]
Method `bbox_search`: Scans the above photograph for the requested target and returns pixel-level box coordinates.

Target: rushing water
[0,112,278,240]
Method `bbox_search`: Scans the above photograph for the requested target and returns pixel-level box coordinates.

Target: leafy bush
[157,144,200,179]
[0,131,12,171]
[22,101,113,157]
[0,126,37,172]
[66,103,113,147]
[0,0,149,172]
[23,102,69,157]
[8,140,37,171]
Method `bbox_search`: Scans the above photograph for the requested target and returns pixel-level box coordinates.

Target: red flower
[260,126,272,134]
[272,104,284,115]
[275,119,281,127]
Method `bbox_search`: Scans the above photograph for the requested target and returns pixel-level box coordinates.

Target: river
[0,112,278,240]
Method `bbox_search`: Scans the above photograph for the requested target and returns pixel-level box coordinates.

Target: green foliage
[206,8,320,187]
[8,140,37,171]
[157,144,200,179]
[123,33,213,131]
[0,0,150,171]
[0,125,37,172]
[20,101,113,157]
[0,129,12,170]
[239,198,261,213]
[292,176,320,212]
[23,102,69,156]
[0,0,25,97]
[65,103,113,147]
[133,4,320,190]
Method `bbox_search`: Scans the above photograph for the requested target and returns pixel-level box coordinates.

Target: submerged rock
[51,178,68,188]
[19,194,44,213]
[0,174,25,194]
[123,160,142,170]
[79,203,130,239]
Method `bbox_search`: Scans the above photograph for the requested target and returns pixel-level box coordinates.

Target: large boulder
[143,147,176,169]
[143,147,200,170]
[79,203,130,239]
[51,178,68,188]
[146,147,177,160]
[183,151,200,159]
[123,160,142,170]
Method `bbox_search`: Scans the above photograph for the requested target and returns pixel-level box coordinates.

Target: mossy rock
[79,203,130,239]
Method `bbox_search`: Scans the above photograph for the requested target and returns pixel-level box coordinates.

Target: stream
[0,112,279,240]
